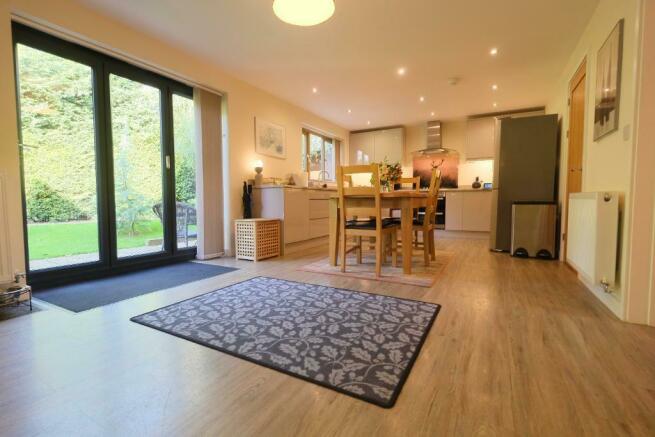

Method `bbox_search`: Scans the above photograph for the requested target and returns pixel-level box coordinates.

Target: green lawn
[27,219,164,260]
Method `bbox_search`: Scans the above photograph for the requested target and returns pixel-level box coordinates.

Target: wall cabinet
[466,117,496,160]
[349,127,404,164]
[445,190,493,232]
[253,187,333,246]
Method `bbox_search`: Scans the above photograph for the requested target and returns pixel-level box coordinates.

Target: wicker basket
[235,219,281,262]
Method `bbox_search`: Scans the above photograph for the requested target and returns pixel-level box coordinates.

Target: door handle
[165,155,171,169]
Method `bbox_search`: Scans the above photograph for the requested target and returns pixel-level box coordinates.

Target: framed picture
[255,118,286,159]
[594,19,624,141]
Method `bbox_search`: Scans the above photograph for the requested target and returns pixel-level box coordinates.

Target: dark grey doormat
[131,276,440,408]
[36,262,237,313]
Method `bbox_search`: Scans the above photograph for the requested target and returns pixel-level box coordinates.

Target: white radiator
[0,174,12,283]
[567,192,620,291]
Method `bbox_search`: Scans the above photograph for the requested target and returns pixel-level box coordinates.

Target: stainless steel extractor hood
[415,120,454,154]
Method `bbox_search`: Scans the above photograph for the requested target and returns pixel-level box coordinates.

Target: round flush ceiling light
[273,0,335,26]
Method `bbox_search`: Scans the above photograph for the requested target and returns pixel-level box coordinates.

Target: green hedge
[26,180,85,223]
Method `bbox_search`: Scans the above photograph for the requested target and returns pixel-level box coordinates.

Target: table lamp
[253,160,264,186]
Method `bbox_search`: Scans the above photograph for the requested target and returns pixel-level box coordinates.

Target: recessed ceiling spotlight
[347,109,352,114]
[430,112,435,117]
[492,84,498,91]
[397,67,407,76]
[493,102,498,108]
[419,96,425,103]
[312,87,318,94]
[273,0,335,27]
[367,121,371,125]
[490,47,498,56]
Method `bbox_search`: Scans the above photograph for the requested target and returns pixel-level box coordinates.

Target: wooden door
[564,60,586,260]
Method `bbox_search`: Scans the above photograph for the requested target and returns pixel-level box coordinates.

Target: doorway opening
[563,58,586,263]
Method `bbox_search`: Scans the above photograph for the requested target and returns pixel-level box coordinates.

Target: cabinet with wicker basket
[235,219,281,262]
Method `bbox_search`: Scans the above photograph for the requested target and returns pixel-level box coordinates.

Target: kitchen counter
[440,186,493,193]
[254,184,491,193]
[254,185,337,191]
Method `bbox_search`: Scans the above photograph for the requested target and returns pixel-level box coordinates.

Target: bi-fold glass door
[13,23,197,286]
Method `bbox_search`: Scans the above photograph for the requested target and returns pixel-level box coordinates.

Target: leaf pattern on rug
[131,277,439,406]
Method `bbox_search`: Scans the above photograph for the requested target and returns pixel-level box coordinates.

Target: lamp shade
[273,0,335,26]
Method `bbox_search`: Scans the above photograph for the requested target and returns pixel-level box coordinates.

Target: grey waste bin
[511,202,557,259]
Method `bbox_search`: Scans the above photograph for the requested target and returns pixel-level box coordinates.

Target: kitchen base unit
[444,190,493,232]
[253,186,334,253]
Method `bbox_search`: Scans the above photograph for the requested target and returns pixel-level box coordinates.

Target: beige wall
[626,0,655,326]
[546,0,642,319]
[0,0,349,274]
[404,120,494,186]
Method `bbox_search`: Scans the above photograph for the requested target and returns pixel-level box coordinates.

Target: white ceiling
[80,0,598,130]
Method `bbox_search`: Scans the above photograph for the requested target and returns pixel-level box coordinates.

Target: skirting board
[577,272,623,320]
[195,252,225,261]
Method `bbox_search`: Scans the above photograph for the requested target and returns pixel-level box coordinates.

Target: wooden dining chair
[393,176,421,192]
[414,169,441,265]
[337,164,398,277]
[390,176,421,233]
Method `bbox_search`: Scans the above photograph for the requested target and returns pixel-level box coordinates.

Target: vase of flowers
[373,159,402,191]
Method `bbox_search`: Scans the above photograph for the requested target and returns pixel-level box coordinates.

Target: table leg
[329,198,339,266]
[401,199,413,274]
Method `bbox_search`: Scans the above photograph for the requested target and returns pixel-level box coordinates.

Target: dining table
[328,190,431,274]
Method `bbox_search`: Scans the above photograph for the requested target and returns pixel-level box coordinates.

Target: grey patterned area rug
[131,277,440,408]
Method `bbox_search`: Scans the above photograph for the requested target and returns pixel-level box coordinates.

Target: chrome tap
[318,170,330,181]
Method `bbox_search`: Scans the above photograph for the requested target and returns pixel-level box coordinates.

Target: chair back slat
[423,169,442,225]
[343,186,376,196]
[428,169,442,197]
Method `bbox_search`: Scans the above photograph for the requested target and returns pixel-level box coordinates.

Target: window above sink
[302,129,340,182]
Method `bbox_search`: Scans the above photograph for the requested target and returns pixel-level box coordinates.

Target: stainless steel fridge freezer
[489,114,559,252]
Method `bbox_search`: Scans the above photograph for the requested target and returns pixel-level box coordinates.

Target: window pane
[309,133,323,180]
[172,94,197,249]
[17,44,100,271]
[301,133,307,172]
[109,74,164,258]
[324,140,335,181]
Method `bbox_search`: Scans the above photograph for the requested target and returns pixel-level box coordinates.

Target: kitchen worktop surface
[253,184,492,192]
[440,186,493,192]
[253,184,337,191]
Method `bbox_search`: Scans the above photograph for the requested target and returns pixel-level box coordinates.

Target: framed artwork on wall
[413,152,459,189]
[255,118,286,159]
[593,19,624,141]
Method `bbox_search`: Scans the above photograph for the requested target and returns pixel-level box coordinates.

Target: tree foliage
[26,180,85,222]
[17,44,197,233]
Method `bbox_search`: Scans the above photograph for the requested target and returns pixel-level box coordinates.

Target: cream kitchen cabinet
[445,192,464,230]
[349,127,404,164]
[253,187,333,246]
[466,117,496,160]
[445,190,493,232]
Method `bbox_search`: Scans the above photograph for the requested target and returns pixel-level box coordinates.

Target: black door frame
[12,23,197,289]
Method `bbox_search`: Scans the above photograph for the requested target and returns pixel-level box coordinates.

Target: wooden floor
[1,234,655,436]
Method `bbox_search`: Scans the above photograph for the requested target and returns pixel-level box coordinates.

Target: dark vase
[472,177,482,189]
[242,181,253,219]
